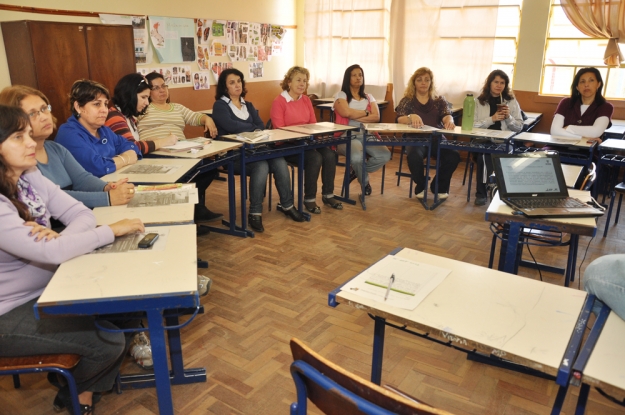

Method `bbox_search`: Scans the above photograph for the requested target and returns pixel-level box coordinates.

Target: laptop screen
[492,153,569,198]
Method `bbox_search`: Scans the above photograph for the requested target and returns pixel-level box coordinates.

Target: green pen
[365,278,415,296]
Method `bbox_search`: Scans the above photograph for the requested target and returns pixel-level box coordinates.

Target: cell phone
[137,233,159,249]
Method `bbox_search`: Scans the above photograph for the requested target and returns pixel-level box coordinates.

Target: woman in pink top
[0,105,144,414]
[270,66,342,214]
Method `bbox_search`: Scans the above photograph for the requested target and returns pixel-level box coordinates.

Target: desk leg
[146,309,174,415]
[296,149,311,221]
[360,137,368,210]
[209,159,248,238]
[575,383,591,415]
[564,234,579,287]
[335,136,356,205]
[501,222,522,274]
[165,315,207,385]
[371,316,386,385]
[550,384,569,415]
[427,135,446,211]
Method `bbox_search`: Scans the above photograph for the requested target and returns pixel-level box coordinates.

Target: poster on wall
[148,16,196,63]
[249,62,263,79]
[212,20,226,38]
[137,66,192,86]
[100,14,152,65]
[195,19,212,45]
[210,62,233,82]
[193,72,211,90]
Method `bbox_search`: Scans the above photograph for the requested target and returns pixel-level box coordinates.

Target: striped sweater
[105,108,155,155]
[137,103,205,141]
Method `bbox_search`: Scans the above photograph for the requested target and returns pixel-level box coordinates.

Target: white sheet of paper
[340,255,451,310]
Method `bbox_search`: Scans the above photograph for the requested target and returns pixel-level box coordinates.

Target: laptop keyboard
[513,198,589,209]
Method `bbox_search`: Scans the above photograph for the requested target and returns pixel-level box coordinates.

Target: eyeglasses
[27,104,52,119]
[138,78,148,87]
[152,84,169,91]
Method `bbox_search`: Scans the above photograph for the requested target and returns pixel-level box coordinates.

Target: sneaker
[474,196,487,206]
[129,332,153,369]
[364,183,372,196]
[415,191,425,199]
[437,193,449,200]
[197,274,212,296]
[196,225,211,236]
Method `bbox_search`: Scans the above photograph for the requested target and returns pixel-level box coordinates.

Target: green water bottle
[461,93,475,131]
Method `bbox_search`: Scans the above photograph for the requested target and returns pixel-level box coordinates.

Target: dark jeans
[406,139,460,193]
[474,153,493,199]
[285,147,336,201]
[232,157,294,213]
[0,299,129,394]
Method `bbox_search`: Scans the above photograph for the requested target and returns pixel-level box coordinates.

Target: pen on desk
[384,274,395,301]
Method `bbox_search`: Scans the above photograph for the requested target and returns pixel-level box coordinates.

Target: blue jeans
[584,254,625,321]
[0,299,127,394]
[232,157,294,213]
[337,135,391,185]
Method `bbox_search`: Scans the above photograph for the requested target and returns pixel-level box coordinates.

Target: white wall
[514,0,551,92]
[0,0,297,88]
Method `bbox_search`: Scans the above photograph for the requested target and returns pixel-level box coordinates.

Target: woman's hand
[586,137,602,144]
[158,133,179,148]
[406,114,424,128]
[203,116,218,138]
[24,221,60,242]
[109,218,145,236]
[108,180,135,206]
[443,118,455,130]
[122,150,138,165]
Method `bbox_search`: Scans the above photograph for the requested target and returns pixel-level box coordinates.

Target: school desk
[514,132,596,168]
[35,224,201,415]
[101,158,201,184]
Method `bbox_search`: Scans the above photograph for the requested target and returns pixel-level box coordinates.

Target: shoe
[53,387,94,414]
[248,214,264,232]
[364,183,372,196]
[415,191,425,199]
[304,201,321,214]
[437,193,449,200]
[349,168,357,183]
[277,205,305,222]
[197,275,212,296]
[129,332,153,369]
[48,372,65,389]
[196,225,210,236]
[322,196,343,210]
[195,205,223,223]
[474,196,487,206]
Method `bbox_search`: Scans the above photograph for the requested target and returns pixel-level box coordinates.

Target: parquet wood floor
[2,154,624,415]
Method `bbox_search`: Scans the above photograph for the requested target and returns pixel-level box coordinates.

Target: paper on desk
[122,164,182,175]
[161,141,204,152]
[550,135,582,144]
[340,255,451,310]
[91,228,170,254]
[127,186,198,207]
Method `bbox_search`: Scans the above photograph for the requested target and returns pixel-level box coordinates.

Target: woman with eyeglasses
[139,72,222,224]
[0,85,135,208]
[105,73,177,155]
[55,80,142,178]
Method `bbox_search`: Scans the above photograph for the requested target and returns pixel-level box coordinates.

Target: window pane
[604,68,625,99]
[542,66,575,95]
[548,5,590,38]
[493,39,517,63]
[495,6,520,38]
[545,39,609,66]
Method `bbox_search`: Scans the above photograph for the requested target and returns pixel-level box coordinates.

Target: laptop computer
[491,152,604,218]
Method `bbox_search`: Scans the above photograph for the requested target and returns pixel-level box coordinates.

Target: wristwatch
[407,114,412,123]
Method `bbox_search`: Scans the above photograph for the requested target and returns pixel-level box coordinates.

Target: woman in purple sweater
[0,105,144,414]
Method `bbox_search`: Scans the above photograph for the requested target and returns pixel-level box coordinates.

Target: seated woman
[139,72,222,223]
[551,67,613,144]
[212,68,304,232]
[0,85,135,208]
[395,67,460,199]
[333,64,391,195]
[105,73,178,155]
[0,105,145,414]
[270,66,342,213]
[472,69,523,206]
[55,80,142,178]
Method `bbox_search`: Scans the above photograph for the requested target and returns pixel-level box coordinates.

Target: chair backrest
[289,338,454,415]
[578,162,597,191]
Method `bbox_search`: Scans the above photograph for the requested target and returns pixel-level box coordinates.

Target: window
[542,0,625,99]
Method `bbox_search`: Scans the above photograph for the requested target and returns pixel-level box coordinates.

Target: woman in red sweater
[270,66,342,214]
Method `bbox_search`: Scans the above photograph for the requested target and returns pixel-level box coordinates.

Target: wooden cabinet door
[85,25,136,96]
[29,22,90,126]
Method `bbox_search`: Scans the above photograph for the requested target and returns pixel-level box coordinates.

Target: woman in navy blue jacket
[212,68,303,232]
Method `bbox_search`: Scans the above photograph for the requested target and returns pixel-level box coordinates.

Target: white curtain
[304,0,391,98]
[390,0,500,106]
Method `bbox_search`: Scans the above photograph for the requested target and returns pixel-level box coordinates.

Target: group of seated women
[0,62,615,414]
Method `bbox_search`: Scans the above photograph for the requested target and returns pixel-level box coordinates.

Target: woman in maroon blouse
[395,67,460,199]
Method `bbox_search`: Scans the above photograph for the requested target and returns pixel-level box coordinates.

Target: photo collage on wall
[137,65,192,86]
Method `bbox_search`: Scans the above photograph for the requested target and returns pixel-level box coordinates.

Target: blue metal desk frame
[35,292,202,415]
[145,150,247,238]
[327,249,595,411]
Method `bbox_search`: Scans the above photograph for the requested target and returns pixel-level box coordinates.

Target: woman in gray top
[0,86,135,207]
